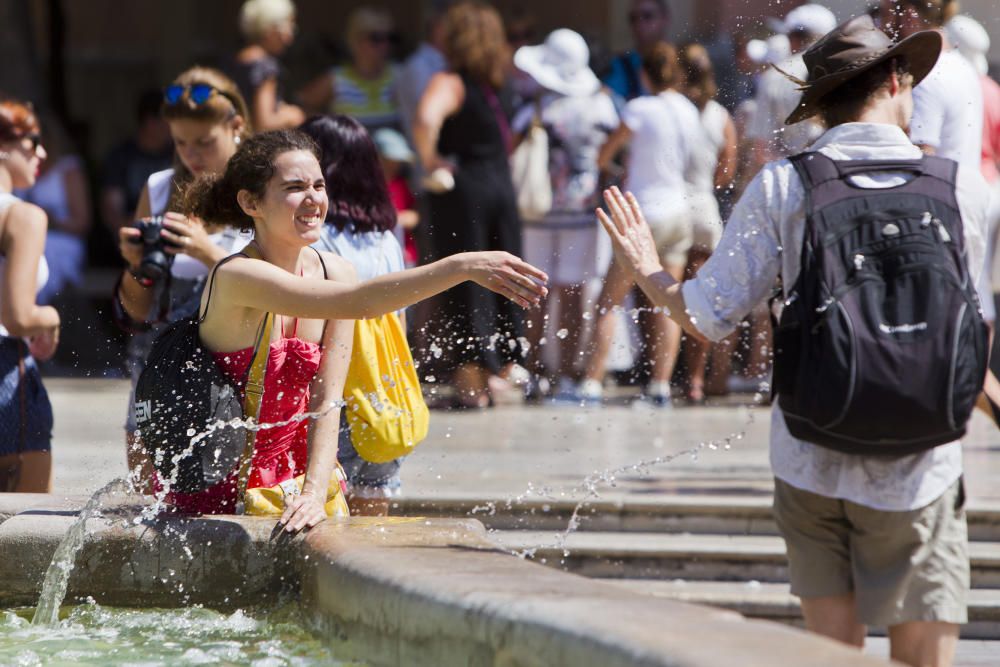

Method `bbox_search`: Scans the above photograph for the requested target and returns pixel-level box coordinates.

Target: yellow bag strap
[235,243,274,502]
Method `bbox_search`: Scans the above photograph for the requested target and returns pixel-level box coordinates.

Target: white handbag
[509,109,552,222]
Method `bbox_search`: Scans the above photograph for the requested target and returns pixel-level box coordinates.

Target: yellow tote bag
[343,312,429,463]
[244,465,350,518]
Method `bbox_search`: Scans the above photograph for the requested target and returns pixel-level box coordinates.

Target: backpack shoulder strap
[920,154,959,185]
[198,252,247,323]
[311,246,329,279]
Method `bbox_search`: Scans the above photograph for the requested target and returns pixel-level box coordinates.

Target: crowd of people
[1,1,999,664]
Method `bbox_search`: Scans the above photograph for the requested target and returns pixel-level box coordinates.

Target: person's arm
[253,78,306,130]
[117,184,158,321]
[715,115,739,192]
[212,251,547,321]
[1,202,61,339]
[61,160,92,237]
[280,262,356,532]
[159,212,231,268]
[597,123,632,173]
[297,71,335,114]
[412,72,464,172]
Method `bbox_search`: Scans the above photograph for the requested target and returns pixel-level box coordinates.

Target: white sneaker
[577,379,604,403]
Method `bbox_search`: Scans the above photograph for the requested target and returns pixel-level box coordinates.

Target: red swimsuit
[167,329,322,514]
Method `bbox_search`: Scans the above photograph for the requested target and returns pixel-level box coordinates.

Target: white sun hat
[946,14,990,76]
[514,29,601,97]
[769,4,837,38]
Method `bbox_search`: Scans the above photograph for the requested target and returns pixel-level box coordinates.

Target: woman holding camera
[0,99,60,492]
[115,67,253,485]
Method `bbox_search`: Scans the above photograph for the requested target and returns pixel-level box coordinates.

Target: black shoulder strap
[198,252,248,323]
[311,246,329,279]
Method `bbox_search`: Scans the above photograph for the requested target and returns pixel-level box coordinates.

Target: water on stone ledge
[0,601,354,666]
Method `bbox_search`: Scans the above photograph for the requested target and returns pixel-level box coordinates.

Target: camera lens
[133,216,174,282]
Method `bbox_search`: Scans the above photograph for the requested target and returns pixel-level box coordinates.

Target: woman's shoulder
[0,198,48,245]
[315,250,357,283]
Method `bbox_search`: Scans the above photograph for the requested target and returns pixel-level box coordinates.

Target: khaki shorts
[772,476,969,627]
[647,209,693,268]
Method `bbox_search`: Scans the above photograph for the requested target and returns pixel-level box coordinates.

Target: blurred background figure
[603,0,671,102]
[0,99,60,492]
[372,127,420,268]
[746,3,836,169]
[15,112,92,305]
[230,0,306,131]
[583,42,702,406]
[511,28,618,402]
[397,1,451,144]
[412,0,523,409]
[299,6,400,132]
[100,90,173,236]
[677,42,737,403]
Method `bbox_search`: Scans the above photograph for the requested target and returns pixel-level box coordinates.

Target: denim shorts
[337,413,402,498]
[0,337,53,454]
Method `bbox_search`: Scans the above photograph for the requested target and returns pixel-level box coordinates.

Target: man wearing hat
[596,15,989,667]
[747,3,837,167]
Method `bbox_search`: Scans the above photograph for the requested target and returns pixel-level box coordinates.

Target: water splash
[32,479,131,625]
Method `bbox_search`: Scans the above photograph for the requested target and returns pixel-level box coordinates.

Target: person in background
[747,4,837,169]
[300,115,407,515]
[946,14,1000,329]
[372,127,419,268]
[511,29,618,402]
[230,0,306,131]
[581,42,702,406]
[15,113,91,305]
[412,0,525,409]
[115,67,253,490]
[178,129,546,525]
[0,99,60,492]
[100,90,173,234]
[397,1,451,144]
[298,6,400,132]
[677,42,738,403]
[603,0,671,102]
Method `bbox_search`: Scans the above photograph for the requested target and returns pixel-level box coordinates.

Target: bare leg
[126,432,157,495]
[557,285,585,380]
[746,304,773,382]
[800,594,867,648]
[524,288,549,380]
[0,451,51,492]
[888,621,959,667]
[705,331,737,396]
[647,263,686,385]
[347,495,391,517]
[583,260,634,383]
[454,363,489,408]
[683,251,712,401]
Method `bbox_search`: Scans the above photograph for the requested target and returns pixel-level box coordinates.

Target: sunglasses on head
[164,83,220,106]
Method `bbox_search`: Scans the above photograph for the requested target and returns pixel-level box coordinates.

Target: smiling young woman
[0,98,60,492]
[172,129,546,530]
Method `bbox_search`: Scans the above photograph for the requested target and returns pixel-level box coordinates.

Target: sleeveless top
[0,193,50,337]
[437,75,510,168]
[330,64,399,131]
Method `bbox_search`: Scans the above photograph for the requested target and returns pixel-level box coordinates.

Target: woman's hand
[279,492,327,533]
[160,213,217,267]
[118,226,143,270]
[28,323,59,361]
[596,187,662,280]
[460,252,548,308]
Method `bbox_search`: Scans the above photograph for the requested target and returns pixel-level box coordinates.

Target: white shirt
[0,193,49,338]
[622,90,702,221]
[681,123,990,510]
[747,54,824,157]
[688,99,730,194]
[910,48,984,170]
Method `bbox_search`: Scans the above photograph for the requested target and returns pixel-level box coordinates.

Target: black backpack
[773,152,988,456]
[133,253,268,493]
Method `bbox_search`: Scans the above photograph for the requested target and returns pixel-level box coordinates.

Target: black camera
[131,216,177,282]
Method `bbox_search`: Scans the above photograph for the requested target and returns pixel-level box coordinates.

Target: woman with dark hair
[0,99,60,492]
[300,114,406,515]
[115,66,254,488]
[176,129,544,527]
[412,0,524,408]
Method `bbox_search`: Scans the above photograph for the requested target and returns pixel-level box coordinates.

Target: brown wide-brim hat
[784,14,942,125]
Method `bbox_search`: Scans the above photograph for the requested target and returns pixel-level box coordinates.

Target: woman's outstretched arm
[211,251,548,321]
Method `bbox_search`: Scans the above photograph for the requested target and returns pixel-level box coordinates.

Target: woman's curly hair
[441,1,509,89]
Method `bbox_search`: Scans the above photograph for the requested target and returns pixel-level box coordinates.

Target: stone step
[490,530,1000,589]
[601,580,1000,640]
[395,493,1000,541]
